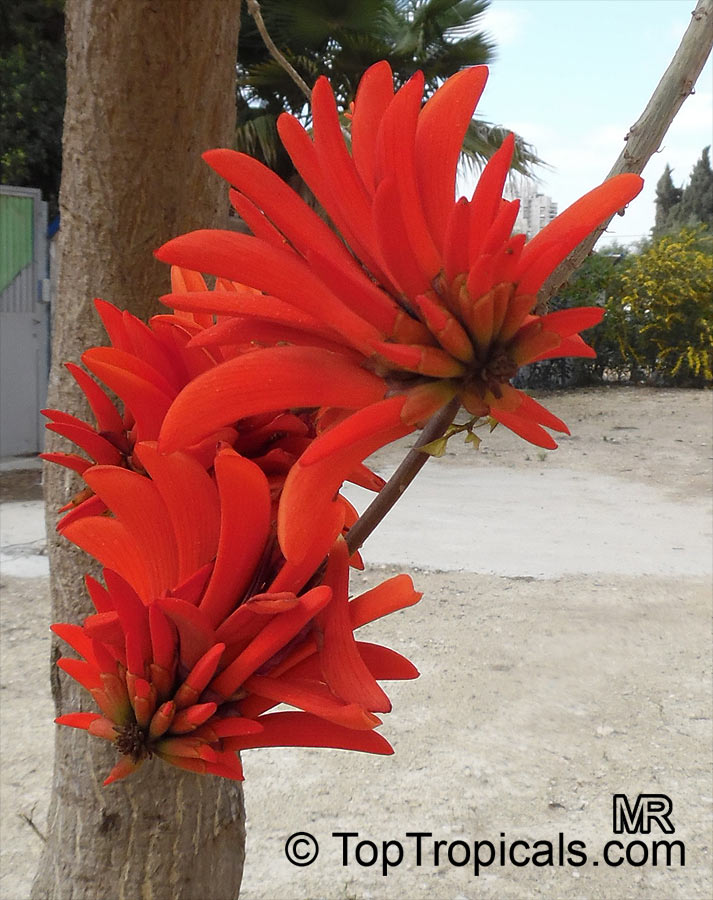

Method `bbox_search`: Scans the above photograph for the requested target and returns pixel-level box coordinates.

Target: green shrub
[608,226,712,385]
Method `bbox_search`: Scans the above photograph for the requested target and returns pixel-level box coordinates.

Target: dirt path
[1,387,711,899]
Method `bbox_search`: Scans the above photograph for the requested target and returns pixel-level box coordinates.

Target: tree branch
[246,0,312,101]
[346,398,461,555]
[537,0,713,311]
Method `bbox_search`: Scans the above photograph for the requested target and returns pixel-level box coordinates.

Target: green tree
[677,146,713,230]
[610,226,713,384]
[0,0,66,217]
[237,0,541,181]
[653,163,683,236]
[653,148,713,237]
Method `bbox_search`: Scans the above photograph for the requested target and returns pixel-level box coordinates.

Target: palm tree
[236,0,542,184]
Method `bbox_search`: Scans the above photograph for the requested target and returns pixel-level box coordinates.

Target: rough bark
[537,0,713,310]
[34,2,244,898]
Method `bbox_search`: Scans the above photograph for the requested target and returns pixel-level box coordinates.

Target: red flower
[53,443,421,784]
[43,275,385,530]
[153,62,643,563]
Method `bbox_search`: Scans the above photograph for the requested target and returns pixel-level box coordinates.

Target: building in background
[513,187,558,238]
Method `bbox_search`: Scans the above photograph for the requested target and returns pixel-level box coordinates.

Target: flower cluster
[152,61,642,565]
[46,284,418,785]
[47,61,642,784]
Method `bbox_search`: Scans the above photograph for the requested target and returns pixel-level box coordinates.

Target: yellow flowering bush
[609,226,713,384]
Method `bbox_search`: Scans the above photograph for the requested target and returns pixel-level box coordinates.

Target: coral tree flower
[52,441,421,784]
[153,62,643,565]
[42,275,385,530]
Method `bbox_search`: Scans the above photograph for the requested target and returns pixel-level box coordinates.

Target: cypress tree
[678,146,713,229]
[653,163,683,235]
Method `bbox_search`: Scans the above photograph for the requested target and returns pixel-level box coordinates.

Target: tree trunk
[33,2,244,898]
[537,0,713,309]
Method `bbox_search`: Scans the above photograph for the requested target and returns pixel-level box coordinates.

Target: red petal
[517,174,644,285]
[171,266,207,293]
[305,246,419,341]
[444,198,471,285]
[51,623,99,668]
[375,71,441,280]
[104,569,152,676]
[278,112,392,287]
[490,407,558,449]
[198,448,272,628]
[40,451,92,475]
[82,347,175,442]
[311,76,378,260]
[244,674,380,730]
[155,231,381,354]
[120,312,185,390]
[149,603,177,673]
[157,596,217,671]
[192,717,264,741]
[484,199,521,258]
[103,756,144,785]
[45,423,122,466]
[65,363,124,433]
[57,657,102,692]
[55,712,102,731]
[62,517,153,602]
[514,394,569,434]
[355,642,419,680]
[539,306,604,337]
[414,293,474,363]
[83,466,178,596]
[169,702,218,734]
[174,643,225,709]
[209,586,332,699]
[85,574,114,613]
[278,397,412,564]
[58,497,109,533]
[229,187,295,249]
[532,334,597,361]
[317,539,391,712]
[349,574,422,628]
[468,133,515,264]
[351,60,395,193]
[415,66,489,249]
[204,149,353,268]
[134,442,220,583]
[159,346,387,452]
[374,340,466,378]
[373,178,432,298]
[94,298,130,351]
[222,711,393,755]
[82,345,175,397]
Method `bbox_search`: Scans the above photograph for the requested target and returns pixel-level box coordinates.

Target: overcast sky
[468,0,712,247]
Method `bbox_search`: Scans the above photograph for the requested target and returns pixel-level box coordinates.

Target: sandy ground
[0,386,711,900]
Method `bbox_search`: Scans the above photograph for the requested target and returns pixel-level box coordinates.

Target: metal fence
[0,185,51,456]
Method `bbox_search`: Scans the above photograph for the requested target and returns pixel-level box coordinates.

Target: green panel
[0,195,34,292]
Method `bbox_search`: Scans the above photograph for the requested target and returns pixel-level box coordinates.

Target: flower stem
[346,397,461,555]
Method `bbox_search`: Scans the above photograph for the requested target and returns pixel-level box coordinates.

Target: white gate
[0,186,51,456]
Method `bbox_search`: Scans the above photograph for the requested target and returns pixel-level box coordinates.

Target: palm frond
[461,120,547,179]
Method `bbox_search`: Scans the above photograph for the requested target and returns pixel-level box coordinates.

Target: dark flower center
[114,722,152,762]
[482,348,519,384]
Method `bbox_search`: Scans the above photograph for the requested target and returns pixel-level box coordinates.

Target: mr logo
[612,794,675,835]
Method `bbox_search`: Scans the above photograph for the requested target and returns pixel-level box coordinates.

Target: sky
[467,0,712,247]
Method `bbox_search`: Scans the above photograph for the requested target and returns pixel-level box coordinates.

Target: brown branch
[346,397,461,555]
[246,0,312,101]
[537,0,713,311]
